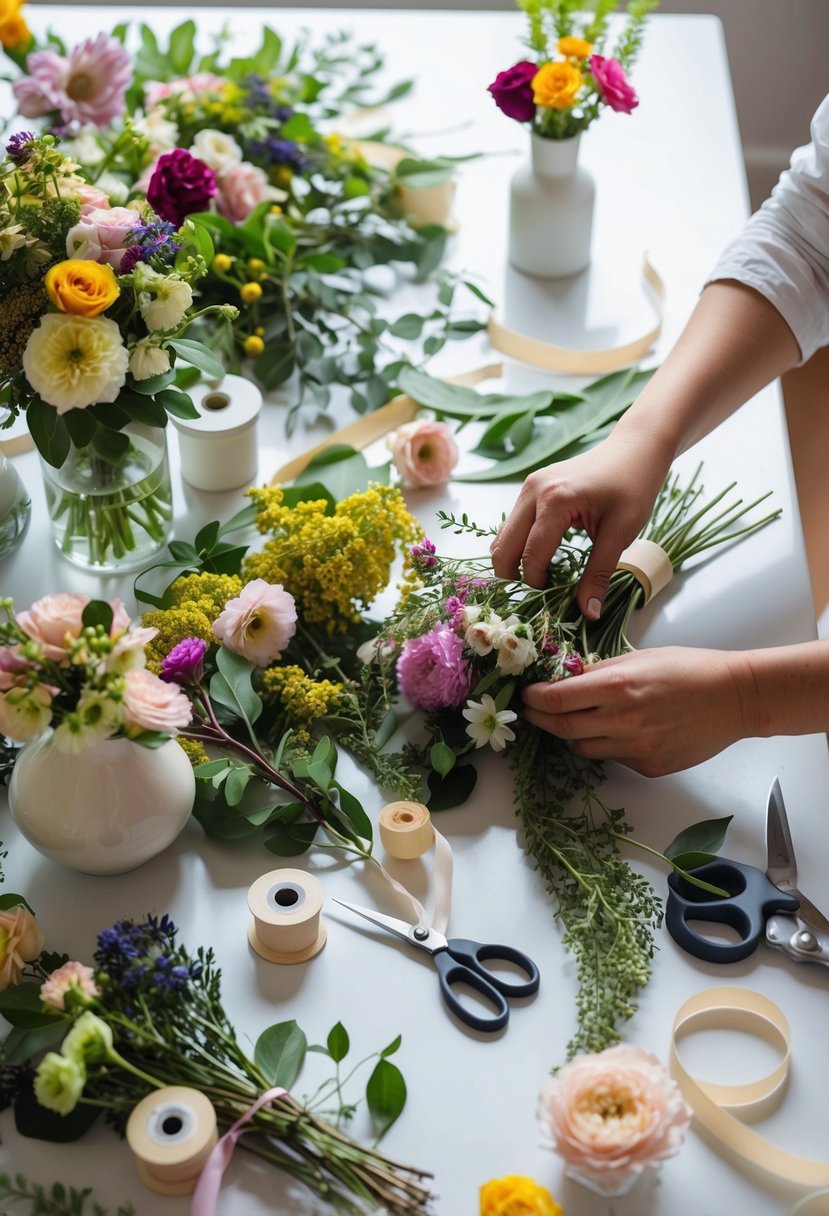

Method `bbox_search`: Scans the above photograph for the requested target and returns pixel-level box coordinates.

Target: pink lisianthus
[40,961,100,1011]
[216,161,282,223]
[143,73,226,110]
[65,206,141,271]
[589,55,638,114]
[212,579,297,667]
[17,594,129,662]
[122,669,192,735]
[14,34,132,128]
[0,906,45,991]
[396,623,474,712]
[537,1044,691,1190]
[388,421,459,489]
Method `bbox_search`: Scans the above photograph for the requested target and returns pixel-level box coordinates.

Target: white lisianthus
[129,339,171,381]
[52,689,121,753]
[132,108,180,156]
[464,614,502,657]
[135,265,193,332]
[191,128,243,175]
[22,314,129,413]
[495,625,538,676]
[65,221,103,261]
[462,694,518,752]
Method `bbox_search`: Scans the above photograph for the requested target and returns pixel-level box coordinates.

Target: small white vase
[8,732,195,875]
[508,133,595,278]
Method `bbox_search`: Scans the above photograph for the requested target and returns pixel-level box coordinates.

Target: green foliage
[0,1172,135,1216]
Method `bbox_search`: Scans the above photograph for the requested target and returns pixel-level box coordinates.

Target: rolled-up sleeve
[707,94,829,364]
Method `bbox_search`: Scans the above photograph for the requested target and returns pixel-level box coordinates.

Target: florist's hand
[521,646,755,777]
[490,438,670,618]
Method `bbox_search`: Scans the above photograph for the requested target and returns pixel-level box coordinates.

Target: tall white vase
[508,133,595,278]
[8,732,195,875]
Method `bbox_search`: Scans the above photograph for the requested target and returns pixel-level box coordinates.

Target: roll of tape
[247,868,327,964]
[171,374,262,492]
[379,801,435,860]
[791,1192,829,1216]
[126,1085,218,1196]
[616,538,673,605]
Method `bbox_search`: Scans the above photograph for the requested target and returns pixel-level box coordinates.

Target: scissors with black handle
[331,898,540,1032]
[666,777,829,967]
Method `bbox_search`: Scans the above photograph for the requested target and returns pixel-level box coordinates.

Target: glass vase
[0,453,31,559]
[40,422,173,572]
[564,1163,652,1199]
[508,132,595,278]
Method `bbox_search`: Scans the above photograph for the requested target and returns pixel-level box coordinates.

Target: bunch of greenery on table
[0,1173,135,1216]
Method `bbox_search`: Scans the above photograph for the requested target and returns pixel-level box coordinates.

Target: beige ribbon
[616,538,673,604]
[343,138,458,232]
[670,986,829,1189]
[371,802,454,936]
[487,253,665,375]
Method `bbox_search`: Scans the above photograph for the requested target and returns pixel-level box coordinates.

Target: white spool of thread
[247,868,327,964]
[126,1085,218,1196]
[171,374,262,492]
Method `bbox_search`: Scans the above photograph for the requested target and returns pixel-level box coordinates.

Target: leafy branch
[0,1174,134,1216]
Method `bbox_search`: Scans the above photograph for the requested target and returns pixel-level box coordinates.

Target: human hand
[521,646,755,777]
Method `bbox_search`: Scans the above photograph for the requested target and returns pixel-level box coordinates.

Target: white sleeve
[706,93,829,364]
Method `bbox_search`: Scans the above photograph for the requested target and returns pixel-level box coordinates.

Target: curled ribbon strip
[190,1086,287,1216]
[372,801,454,935]
[616,538,674,605]
[669,986,829,1190]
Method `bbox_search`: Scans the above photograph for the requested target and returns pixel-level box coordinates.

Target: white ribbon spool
[171,374,262,492]
[379,801,435,860]
[247,867,327,964]
[126,1085,218,1196]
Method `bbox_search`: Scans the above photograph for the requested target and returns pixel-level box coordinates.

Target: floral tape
[373,801,454,936]
[616,538,673,604]
[487,253,665,375]
[190,1086,288,1216]
[126,1085,218,1196]
[669,986,829,1190]
[246,868,327,965]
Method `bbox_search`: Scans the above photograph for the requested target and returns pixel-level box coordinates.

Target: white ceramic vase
[8,732,195,875]
[508,133,595,278]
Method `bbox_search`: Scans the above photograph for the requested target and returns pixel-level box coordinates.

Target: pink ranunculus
[537,1044,691,1190]
[40,961,100,1011]
[388,420,459,489]
[396,623,474,712]
[122,668,193,735]
[143,72,225,110]
[0,906,45,991]
[17,593,130,661]
[212,579,297,667]
[589,55,639,115]
[65,205,140,271]
[216,161,281,224]
[14,35,131,129]
[76,183,112,214]
[487,60,539,123]
[0,645,31,691]
[147,148,217,229]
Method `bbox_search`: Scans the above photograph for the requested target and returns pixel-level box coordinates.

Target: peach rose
[0,906,45,990]
[537,1044,691,1190]
[17,594,130,662]
[76,183,112,213]
[388,420,459,488]
[41,961,101,1011]
[122,669,193,735]
[216,161,282,224]
[212,579,297,667]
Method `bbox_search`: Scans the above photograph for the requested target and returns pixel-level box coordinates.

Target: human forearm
[739,639,829,738]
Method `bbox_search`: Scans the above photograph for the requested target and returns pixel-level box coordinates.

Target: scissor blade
[766,777,798,888]
[330,898,417,945]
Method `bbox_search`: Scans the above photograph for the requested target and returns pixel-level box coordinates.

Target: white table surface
[2,9,828,1216]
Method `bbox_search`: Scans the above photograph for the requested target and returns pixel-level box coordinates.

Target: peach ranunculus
[0,906,45,990]
[212,579,297,667]
[40,961,101,1011]
[17,594,130,662]
[216,161,283,224]
[122,668,193,735]
[388,420,459,489]
[76,183,112,214]
[480,1175,563,1216]
[143,72,225,110]
[537,1044,692,1190]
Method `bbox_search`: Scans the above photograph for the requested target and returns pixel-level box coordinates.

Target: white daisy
[462,693,518,752]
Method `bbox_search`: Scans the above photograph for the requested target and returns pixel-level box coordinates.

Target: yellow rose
[45,260,120,319]
[557,36,593,59]
[480,1176,563,1216]
[532,62,583,111]
[0,0,30,49]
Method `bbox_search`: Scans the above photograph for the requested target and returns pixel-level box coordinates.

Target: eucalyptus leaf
[366,1058,406,1137]
[254,1020,308,1088]
[665,815,733,862]
[397,366,555,420]
[169,339,225,381]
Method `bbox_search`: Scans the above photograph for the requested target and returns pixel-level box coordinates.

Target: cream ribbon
[669,986,829,1190]
[370,803,454,936]
[616,538,673,604]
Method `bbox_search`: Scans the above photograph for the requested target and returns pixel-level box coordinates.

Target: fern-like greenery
[515,0,659,61]
[0,1174,135,1216]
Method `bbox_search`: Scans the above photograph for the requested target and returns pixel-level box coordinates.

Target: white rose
[191,128,243,175]
[495,627,538,676]
[129,340,171,381]
[459,604,482,630]
[464,617,501,657]
[138,277,194,332]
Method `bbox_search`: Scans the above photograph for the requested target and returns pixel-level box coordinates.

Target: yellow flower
[240,281,263,304]
[212,253,233,273]
[557,36,592,59]
[0,0,30,48]
[532,62,583,110]
[142,572,242,671]
[269,204,283,215]
[244,335,265,357]
[275,167,293,187]
[247,258,265,273]
[480,1176,563,1216]
[178,737,208,768]
[261,665,343,724]
[22,313,128,413]
[45,260,120,319]
[254,326,265,337]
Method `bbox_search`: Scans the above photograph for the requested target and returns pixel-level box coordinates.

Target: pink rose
[41,961,100,1011]
[216,161,281,224]
[589,55,639,115]
[212,579,297,667]
[537,1044,691,1190]
[122,669,192,735]
[0,645,31,691]
[65,206,140,271]
[388,420,459,489]
[17,594,129,661]
[0,906,45,991]
[76,184,112,214]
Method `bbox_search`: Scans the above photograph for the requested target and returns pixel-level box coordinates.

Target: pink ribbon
[190,1086,287,1216]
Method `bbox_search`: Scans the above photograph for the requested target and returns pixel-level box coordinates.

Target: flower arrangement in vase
[488,0,659,277]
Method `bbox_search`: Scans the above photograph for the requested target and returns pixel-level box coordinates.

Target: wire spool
[247,868,327,964]
[378,801,435,860]
[126,1085,218,1196]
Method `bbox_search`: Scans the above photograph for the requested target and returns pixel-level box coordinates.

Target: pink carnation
[589,55,639,115]
[212,579,297,667]
[40,961,100,1011]
[388,421,459,489]
[122,669,192,735]
[216,161,282,224]
[396,623,473,712]
[14,34,131,128]
[17,594,129,662]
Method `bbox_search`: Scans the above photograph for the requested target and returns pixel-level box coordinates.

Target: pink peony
[589,55,639,115]
[40,961,100,1011]
[396,623,474,712]
[143,73,226,110]
[17,594,129,662]
[388,421,459,489]
[212,579,297,667]
[216,161,282,224]
[122,669,192,735]
[14,35,131,129]
[147,148,217,229]
[65,206,141,271]
[537,1044,691,1190]
[0,906,45,991]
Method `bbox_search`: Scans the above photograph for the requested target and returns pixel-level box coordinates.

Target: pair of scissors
[331,898,540,1032]
[666,777,829,966]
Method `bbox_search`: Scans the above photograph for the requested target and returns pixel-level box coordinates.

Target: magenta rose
[487,60,538,123]
[589,55,639,114]
[396,623,473,712]
[147,149,217,229]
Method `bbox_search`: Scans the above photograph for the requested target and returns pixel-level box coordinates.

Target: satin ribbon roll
[247,868,327,964]
[616,538,673,604]
[791,1191,829,1216]
[126,1086,218,1196]
[379,801,435,859]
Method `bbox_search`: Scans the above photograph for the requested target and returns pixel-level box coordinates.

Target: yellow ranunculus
[22,313,129,413]
[45,260,120,318]
[0,0,30,49]
[480,1175,563,1216]
[532,62,583,111]
[557,36,593,59]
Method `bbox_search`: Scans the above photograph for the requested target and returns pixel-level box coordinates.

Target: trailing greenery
[0,1175,134,1216]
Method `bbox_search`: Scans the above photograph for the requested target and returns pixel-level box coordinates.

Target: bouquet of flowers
[488,0,659,139]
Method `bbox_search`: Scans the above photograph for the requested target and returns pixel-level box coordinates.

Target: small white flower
[137,271,193,332]
[133,108,180,155]
[356,638,380,665]
[95,171,129,205]
[458,603,482,630]
[191,128,243,175]
[61,127,106,166]
[464,614,501,657]
[462,694,518,752]
[65,220,103,261]
[496,627,538,676]
[129,339,171,381]
[0,224,29,261]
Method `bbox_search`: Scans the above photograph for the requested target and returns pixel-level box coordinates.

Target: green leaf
[331,783,372,842]
[225,766,253,807]
[194,759,232,779]
[126,369,175,396]
[195,520,221,552]
[668,850,718,873]
[3,1020,67,1066]
[214,645,263,726]
[256,343,295,390]
[264,820,319,856]
[373,707,398,749]
[326,1022,350,1063]
[27,398,70,469]
[263,217,296,258]
[250,26,282,76]
[169,339,225,381]
[430,742,456,777]
[366,1058,407,1138]
[397,366,554,421]
[494,680,516,711]
[119,394,169,427]
[0,892,33,913]
[427,764,477,812]
[296,446,375,499]
[219,502,259,535]
[15,1080,100,1143]
[81,600,113,634]
[281,112,314,142]
[254,1020,308,1088]
[301,252,347,273]
[381,1033,402,1058]
[388,313,425,340]
[91,426,130,461]
[63,408,96,449]
[394,156,454,189]
[180,215,214,263]
[0,984,64,1029]
[158,388,200,420]
[665,815,733,862]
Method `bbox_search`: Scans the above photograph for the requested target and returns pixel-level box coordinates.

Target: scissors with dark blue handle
[331,898,540,1032]
[666,778,829,968]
